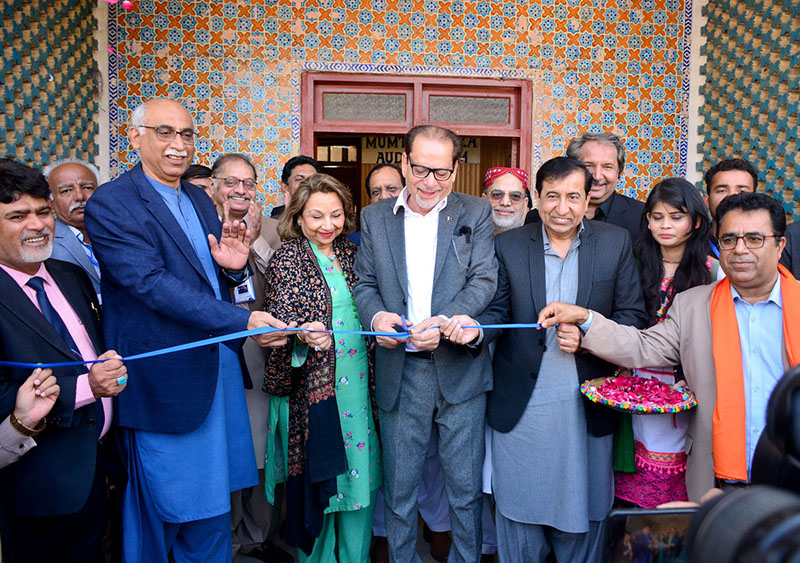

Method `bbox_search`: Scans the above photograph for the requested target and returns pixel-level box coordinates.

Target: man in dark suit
[0,159,127,563]
[84,98,290,562]
[354,125,498,562]
[781,220,800,277]
[443,157,647,561]
[43,159,102,296]
[565,131,645,242]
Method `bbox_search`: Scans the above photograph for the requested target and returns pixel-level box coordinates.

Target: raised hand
[208,217,251,271]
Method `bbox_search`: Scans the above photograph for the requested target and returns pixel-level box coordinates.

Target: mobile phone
[603,508,696,563]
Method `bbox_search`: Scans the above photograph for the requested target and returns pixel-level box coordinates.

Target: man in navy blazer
[84,98,290,562]
[354,125,497,562]
[0,159,127,563]
[43,159,103,296]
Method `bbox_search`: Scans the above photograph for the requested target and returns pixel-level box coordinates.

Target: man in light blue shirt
[538,192,799,501]
[44,159,102,297]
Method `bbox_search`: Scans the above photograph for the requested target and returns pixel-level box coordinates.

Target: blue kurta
[128,178,257,522]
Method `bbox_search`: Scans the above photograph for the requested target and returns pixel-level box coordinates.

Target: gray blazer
[582,282,791,501]
[51,218,101,295]
[354,192,498,411]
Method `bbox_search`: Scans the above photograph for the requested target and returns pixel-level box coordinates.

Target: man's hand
[248,311,294,348]
[208,217,251,271]
[247,200,264,243]
[13,368,60,429]
[409,317,442,351]
[88,351,127,398]
[555,324,582,353]
[439,315,480,345]
[298,321,331,351]
[372,311,408,349]
[538,302,590,329]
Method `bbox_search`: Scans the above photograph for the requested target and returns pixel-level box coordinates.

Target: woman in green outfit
[263,173,381,563]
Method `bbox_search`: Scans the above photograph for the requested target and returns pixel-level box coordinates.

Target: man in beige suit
[209,153,290,562]
[539,192,799,502]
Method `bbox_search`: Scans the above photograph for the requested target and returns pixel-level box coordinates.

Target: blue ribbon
[0,323,545,370]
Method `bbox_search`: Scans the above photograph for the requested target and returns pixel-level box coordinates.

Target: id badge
[233,276,256,304]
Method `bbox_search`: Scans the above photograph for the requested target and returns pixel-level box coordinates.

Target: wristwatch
[9,413,45,437]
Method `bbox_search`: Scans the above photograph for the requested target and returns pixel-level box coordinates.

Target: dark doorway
[315,136,362,224]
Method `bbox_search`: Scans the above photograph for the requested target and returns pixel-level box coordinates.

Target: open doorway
[302,73,532,214]
[316,133,515,215]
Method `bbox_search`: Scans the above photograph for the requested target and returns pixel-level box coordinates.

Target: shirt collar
[393,187,449,216]
[731,275,783,308]
[0,262,51,289]
[541,221,585,251]
[146,175,183,198]
[67,224,85,243]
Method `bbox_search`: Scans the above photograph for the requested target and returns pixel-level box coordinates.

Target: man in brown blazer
[539,192,798,502]
[210,153,290,562]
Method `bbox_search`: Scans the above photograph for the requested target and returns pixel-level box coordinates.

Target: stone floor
[234,520,443,563]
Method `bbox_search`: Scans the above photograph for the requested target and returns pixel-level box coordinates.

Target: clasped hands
[373,312,479,350]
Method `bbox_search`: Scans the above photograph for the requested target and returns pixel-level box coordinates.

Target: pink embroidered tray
[580,375,698,414]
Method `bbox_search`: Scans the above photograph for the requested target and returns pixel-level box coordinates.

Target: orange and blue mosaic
[109,0,692,203]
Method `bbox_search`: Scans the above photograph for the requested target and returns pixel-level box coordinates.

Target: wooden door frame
[300,73,533,171]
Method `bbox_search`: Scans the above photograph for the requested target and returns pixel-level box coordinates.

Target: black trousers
[3,454,108,563]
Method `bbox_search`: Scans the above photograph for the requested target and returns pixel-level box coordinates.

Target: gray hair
[566,132,626,172]
[42,158,100,183]
[129,98,193,131]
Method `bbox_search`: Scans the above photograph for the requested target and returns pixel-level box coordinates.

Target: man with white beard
[43,159,102,297]
[0,158,127,562]
[482,167,531,234]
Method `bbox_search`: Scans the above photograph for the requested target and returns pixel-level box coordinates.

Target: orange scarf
[710,264,800,481]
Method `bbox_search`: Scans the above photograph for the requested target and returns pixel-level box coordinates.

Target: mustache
[226,193,252,201]
[21,227,52,241]
[165,149,189,157]
[69,201,86,212]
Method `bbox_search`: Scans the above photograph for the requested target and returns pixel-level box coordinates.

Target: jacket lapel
[54,220,100,284]
[433,196,461,285]
[0,268,83,359]
[131,166,211,285]
[576,220,595,308]
[528,225,547,314]
[385,206,408,298]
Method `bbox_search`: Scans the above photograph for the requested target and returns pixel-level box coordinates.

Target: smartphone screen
[604,508,696,563]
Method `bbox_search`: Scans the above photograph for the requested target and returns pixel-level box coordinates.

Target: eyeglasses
[139,125,197,143]
[718,234,780,250]
[213,176,257,191]
[488,189,527,203]
[408,159,454,181]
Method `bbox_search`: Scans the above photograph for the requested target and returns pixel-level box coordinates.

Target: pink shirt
[0,263,112,438]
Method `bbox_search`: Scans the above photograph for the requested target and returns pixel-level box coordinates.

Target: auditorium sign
[362,135,480,165]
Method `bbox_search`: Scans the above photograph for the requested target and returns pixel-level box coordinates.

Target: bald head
[46,162,98,231]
